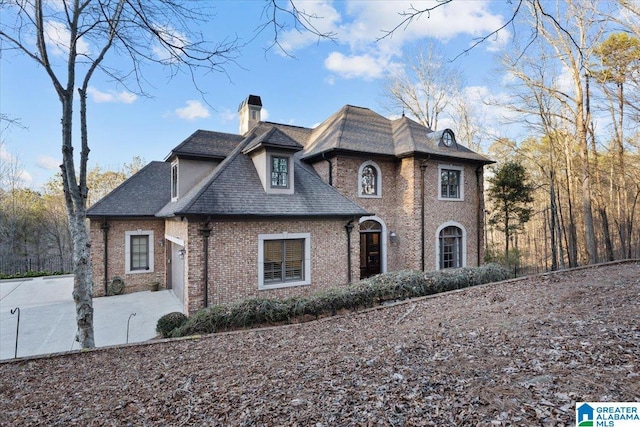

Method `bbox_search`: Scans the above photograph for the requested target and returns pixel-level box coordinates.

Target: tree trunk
[598,208,615,261]
[71,214,95,347]
[60,92,95,349]
[549,171,558,271]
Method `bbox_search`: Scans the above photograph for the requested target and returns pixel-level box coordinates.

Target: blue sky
[1,0,518,190]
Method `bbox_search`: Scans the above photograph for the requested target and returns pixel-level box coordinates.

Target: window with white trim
[171,162,178,200]
[438,165,464,200]
[125,230,155,274]
[258,233,311,289]
[358,161,382,198]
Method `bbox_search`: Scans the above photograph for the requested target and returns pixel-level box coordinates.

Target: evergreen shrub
[172,263,510,337]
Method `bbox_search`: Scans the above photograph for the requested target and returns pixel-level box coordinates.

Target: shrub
[171,263,511,338]
[156,311,188,338]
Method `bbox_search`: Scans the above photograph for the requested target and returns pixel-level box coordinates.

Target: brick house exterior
[88,95,492,315]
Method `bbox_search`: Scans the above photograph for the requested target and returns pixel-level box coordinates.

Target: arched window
[358,161,382,197]
[439,226,463,269]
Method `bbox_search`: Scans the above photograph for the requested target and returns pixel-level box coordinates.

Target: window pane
[264,240,283,282]
[263,239,304,283]
[439,227,461,269]
[271,157,288,188]
[441,169,460,198]
[131,235,149,270]
[361,165,377,195]
[171,164,178,198]
[284,239,304,280]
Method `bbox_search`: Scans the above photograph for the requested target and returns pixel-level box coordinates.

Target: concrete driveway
[0,275,183,360]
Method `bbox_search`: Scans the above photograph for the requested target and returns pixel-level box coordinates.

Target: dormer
[238,95,262,135]
[427,129,458,149]
[242,128,303,195]
[170,157,219,201]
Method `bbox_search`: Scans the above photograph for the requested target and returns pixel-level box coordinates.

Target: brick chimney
[238,95,262,135]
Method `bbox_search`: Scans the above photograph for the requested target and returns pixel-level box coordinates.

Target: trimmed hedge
[0,270,68,280]
[171,263,510,338]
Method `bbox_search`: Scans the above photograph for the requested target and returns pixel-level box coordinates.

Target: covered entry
[360,220,382,279]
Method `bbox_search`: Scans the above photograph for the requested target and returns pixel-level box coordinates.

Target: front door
[169,242,185,306]
[360,223,381,279]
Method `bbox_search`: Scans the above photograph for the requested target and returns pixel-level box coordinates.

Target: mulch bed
[1,262,639,426]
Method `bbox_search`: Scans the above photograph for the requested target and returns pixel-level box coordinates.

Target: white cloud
[175,100,210,121]
[261,108,270,122]
[36,155,60,171]
[219,108,237,123]
[87,87,137,104]
[279,1,508,82]
[276,1,342,54]
[152,25,188,63]
[44,20,90,56]
[555,65,575,97]
[324,52,389,80]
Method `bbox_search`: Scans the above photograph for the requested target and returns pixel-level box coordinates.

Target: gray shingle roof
[156,131,370,218]
[391,117,491,162]
[242,127,304,155]
[87,161,171,217]
[301,105,492,163]
[165,130,243,161]
[303,106,395,158]
[90,101,492,218]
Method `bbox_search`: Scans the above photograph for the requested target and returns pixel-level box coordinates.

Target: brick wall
[89,218,166,297]
[311,155,486,272]
[182,218,359,314]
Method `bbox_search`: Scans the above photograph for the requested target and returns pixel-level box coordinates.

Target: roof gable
[242,127,304,155]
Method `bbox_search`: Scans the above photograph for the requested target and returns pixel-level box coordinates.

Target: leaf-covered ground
[1,262,639,426]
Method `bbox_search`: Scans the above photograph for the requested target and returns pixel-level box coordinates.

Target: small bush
[156,312,188,338]
[171,305,230,337]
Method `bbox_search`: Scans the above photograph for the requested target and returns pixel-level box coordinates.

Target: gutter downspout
[200,220,212,308]
[101,219,110,296]
[475,165,484,267]
[420,160,428,271]
[321,152,333,186]
[345,220,354,283]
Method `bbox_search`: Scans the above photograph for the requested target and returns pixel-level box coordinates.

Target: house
[87,95,493,314]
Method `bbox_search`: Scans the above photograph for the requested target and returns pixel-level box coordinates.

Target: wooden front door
[360,230,381,279]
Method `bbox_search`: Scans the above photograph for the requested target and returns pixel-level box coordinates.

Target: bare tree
[382,43,463,131]
[0,0,333,348]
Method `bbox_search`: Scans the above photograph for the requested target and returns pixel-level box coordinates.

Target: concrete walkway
[0,275,183,360]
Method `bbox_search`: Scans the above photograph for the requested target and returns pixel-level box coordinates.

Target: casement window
[438,165,464,200]
[436,223,466,270]
[358,161,382,198]
[258,233,311,289]
[171,162,178,200]
[270,156,289,188]
[125,230,155,274]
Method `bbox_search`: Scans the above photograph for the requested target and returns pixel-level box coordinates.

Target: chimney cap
[238,94,262,111]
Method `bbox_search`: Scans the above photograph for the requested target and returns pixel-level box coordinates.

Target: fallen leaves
[1,262,639,426]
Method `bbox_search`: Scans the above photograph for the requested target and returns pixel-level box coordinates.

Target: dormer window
[442,130,454,146]
[271,156,289,188]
